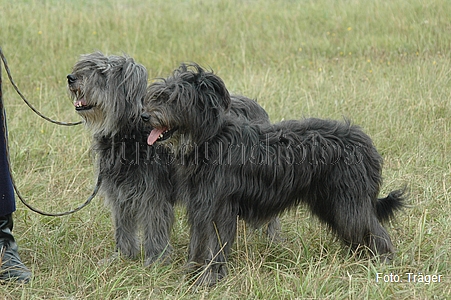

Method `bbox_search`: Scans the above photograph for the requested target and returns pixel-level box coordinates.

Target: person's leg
[0,214,31,283]
[0,112,31,283]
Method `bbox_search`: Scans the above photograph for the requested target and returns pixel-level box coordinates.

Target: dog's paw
[144,254,171,267]
[194,270,224,287]
[187,263,227,287]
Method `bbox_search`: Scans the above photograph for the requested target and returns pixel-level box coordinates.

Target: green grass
[1,0,450,298]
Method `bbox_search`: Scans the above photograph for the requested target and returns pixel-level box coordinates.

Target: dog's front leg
[142,200,174,266]
[186,200,237,286]
[111,201,140,260]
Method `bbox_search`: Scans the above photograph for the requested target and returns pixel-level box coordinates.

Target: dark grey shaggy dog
[142,63,405,285]
[67,53,276,266]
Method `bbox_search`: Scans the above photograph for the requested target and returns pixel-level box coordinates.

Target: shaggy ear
[174,64,233,142]
[195,68,231,113]
[108,57,148,123]
[121,58,148,108]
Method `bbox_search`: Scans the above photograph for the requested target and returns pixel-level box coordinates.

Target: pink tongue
[147,128,167,145]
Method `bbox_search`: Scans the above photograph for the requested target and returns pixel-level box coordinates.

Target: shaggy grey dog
[142,63,405,285]
[67,52,175,265]
[67,53,277,266]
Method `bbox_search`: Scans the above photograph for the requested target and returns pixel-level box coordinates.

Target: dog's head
[142,63,231,151]
[67,52,148,136]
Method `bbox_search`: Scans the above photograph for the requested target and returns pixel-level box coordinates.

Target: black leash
[0,47,101,217]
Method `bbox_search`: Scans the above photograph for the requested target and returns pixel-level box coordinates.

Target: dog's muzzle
[142,113,177,145]
[146,127,178,145]
[67,74,77,85]
[67,74,93,111]
[141,112,151,123]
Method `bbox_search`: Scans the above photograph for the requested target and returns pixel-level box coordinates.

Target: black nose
[141,113,150,122]
[67,74,76,84]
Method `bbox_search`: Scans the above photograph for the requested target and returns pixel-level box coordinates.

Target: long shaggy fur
[67,53,276,267]
[142,63,405,285]
[68,52,175,265]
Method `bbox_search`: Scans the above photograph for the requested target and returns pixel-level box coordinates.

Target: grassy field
[0,0,450,298]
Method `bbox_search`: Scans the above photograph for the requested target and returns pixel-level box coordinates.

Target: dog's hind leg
[321,195,395,261]
[266,217,283,242]
[142,201,174,266]
[366,217,395,261]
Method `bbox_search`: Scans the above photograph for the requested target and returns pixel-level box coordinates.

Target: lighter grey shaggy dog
[67,52,175,265]
[67,52,279,267]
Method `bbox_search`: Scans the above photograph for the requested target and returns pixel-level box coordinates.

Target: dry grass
[0,0,449,298]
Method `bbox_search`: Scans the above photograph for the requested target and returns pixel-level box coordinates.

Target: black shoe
[0,215,31,283]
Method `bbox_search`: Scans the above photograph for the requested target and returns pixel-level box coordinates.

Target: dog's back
[229,95,269,124]
[271,117,382,175]
[214,116,401,225]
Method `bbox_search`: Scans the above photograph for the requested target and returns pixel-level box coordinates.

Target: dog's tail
[376,188,407,222]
